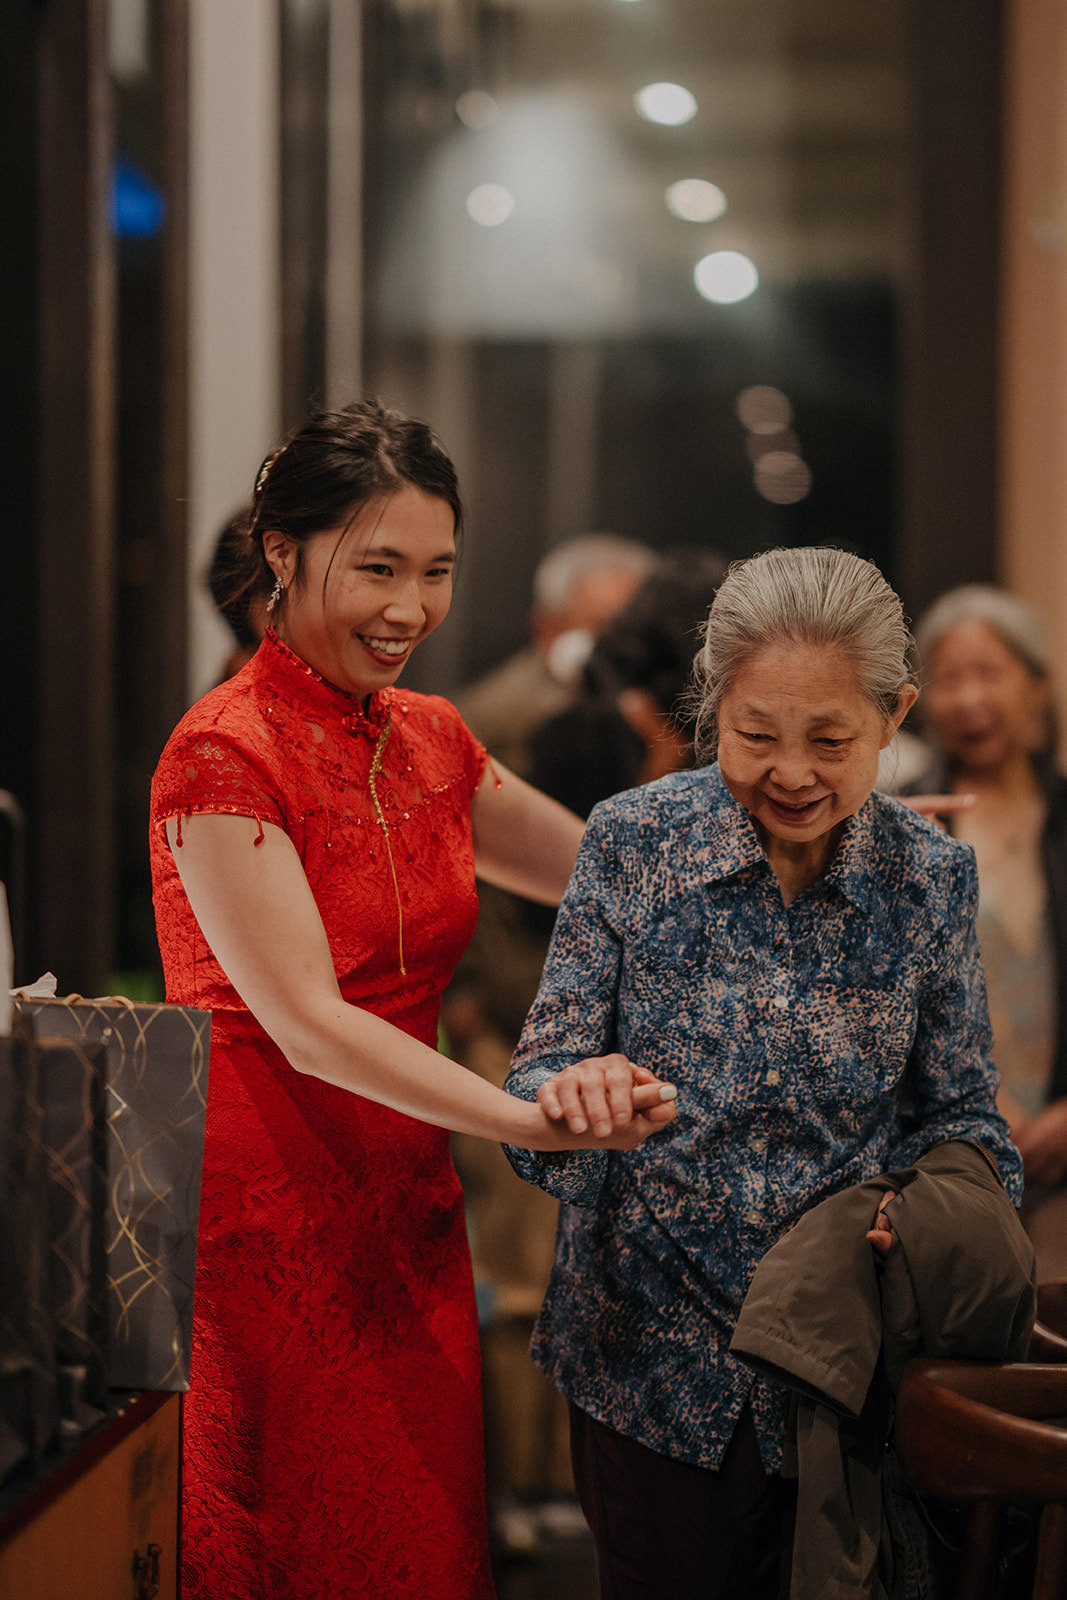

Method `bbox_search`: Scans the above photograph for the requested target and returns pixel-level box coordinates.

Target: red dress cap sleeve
[150,722,286,845]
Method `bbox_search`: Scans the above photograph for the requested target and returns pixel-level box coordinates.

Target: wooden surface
[0,1392,180,1600]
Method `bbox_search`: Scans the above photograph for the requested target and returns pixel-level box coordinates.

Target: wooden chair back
[895,1359,1067,1600]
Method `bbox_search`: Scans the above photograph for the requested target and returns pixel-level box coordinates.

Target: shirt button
[746,1208,763,1225]
[750,1136,766,1153]
[766,1069,781,1086]
[772,995,789,1011]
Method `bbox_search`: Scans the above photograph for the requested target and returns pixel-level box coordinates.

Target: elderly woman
[504,547,1021,1599]
[909,584,1067,1277]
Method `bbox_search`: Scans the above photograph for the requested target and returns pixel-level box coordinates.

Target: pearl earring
[266,574,285,614]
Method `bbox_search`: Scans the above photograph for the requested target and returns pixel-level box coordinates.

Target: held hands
[536,1054,678,1153]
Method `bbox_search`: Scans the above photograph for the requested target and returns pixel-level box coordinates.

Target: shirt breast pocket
[817,981,918,1099]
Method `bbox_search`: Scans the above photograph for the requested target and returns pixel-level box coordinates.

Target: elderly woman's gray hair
[692,546,915,761]
[914,584,1050,680]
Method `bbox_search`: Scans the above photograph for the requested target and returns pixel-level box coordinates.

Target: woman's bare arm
[166,812,675,1148]
[470,760,585,904]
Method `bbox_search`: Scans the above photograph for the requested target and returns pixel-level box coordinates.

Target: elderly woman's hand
[537,1055,677,1140]
[866,1189,898,1253]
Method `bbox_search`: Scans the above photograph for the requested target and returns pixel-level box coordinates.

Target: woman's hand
[1014,1097,1067,1187]
[537,1054,676,1137]
[866,1189,898,1253]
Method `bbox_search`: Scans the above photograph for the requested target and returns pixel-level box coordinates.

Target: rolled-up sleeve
[886,849,1023,1200]
[503,805,627,1204]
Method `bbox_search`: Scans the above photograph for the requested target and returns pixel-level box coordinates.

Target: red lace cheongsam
[150,628,496,1600]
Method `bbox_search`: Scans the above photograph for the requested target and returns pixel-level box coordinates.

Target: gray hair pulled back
[914,583,1049,679]
[693,546,915,762]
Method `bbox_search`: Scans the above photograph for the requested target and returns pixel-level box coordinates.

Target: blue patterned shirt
[503,764,1022,1471]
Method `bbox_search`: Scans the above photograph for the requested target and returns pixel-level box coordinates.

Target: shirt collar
[253,626,390,734]
[821,802,875,912]
[697,764,874,911]
[696,767,770,883]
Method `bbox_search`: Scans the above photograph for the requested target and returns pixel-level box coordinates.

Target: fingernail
[659,1085,678,1101]
[594,1120,612,1137]
[615,1110,629,1123]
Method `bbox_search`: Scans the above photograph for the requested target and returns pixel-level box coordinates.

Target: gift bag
[0,1014,58,1475]
[14,997,211,1392]
[37,1034,110,1425]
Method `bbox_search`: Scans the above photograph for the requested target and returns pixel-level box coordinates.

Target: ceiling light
[634,82,697,127]
[694,250,758,304]
[456,90,499,130]
[754,452,812,505]
[465,183,514,227]
[736,386,793,433]
[665,178,726,223]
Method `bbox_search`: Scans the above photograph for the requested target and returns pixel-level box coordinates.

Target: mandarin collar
[697,764,874,910]
[254,626,391,734]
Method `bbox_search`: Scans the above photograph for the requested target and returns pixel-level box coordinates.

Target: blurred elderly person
[504,546,1021,1600]
[527,550,726,818]
[456,532,656,778]
[448,531,658,1047]
[908,584,1067,1277]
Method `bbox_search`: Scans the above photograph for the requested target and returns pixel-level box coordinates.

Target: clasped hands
[537,1054,678,1151]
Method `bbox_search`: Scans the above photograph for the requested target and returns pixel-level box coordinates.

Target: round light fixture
[665,178,727,223]
[456,90,499,130]
[634,82,697,127]
[465,183,515,227]
[694,250,758,304]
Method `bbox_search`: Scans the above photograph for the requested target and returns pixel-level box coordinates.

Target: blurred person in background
[527,550,726,817]
[908,584,1067,1278]
[447,533,658,1065]
[456,532,657,777]
[450,550,723,1557]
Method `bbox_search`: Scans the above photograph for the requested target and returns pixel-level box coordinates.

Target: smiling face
[923,618,1048,774]
[717,641,912,870]
[264,484,456,697]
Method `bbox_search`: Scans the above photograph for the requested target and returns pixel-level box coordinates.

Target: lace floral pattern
[150,630,495,1598]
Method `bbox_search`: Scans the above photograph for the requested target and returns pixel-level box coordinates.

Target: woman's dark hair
[207,507,261,650]
[232,399,463,614]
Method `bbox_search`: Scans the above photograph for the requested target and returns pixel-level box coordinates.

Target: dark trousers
[569,1402,795,1600]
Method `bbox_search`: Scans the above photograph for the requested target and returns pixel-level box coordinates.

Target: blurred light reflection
[754,451,812,504]
[635,83,698,127]
[736,386,793,432]
[694,251,758,303]
[665,179,727,223]
[456,90,499,130]
[465,182,514,226]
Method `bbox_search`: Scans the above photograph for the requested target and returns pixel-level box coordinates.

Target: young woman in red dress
[149,401,677,1600]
